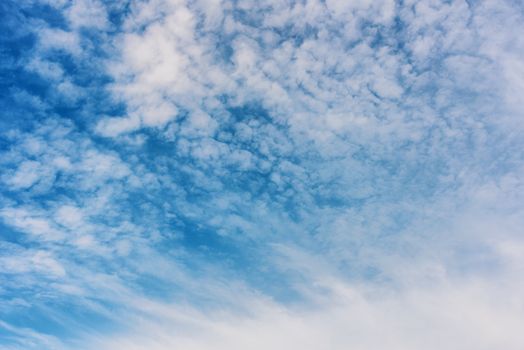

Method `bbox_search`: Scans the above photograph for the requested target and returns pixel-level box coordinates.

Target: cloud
[37,27,82,56]
[87,278,524,350]
[1,0,524,349]
[66,0,108,30]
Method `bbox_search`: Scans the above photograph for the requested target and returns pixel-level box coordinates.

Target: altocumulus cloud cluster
[1,0,524,349]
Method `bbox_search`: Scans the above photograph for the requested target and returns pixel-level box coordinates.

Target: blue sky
[1,0,524,349]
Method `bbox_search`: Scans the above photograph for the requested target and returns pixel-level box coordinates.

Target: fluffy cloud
[1,0,524,349]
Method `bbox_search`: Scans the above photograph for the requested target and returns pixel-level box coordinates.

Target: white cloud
[0,248,66,278]
[55,205,84,229]
[95,116,141,138]
[26,58,64,81]
[38,27,82,56]
[3,160,43,190]
[66,0,109,30]
[0,207,64,241]
[88,273,524,350]
[3,0,524,349]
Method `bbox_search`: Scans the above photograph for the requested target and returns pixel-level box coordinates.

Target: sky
[1,0,524,349]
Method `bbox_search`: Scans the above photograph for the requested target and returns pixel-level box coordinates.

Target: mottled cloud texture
[1,0,524,349]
